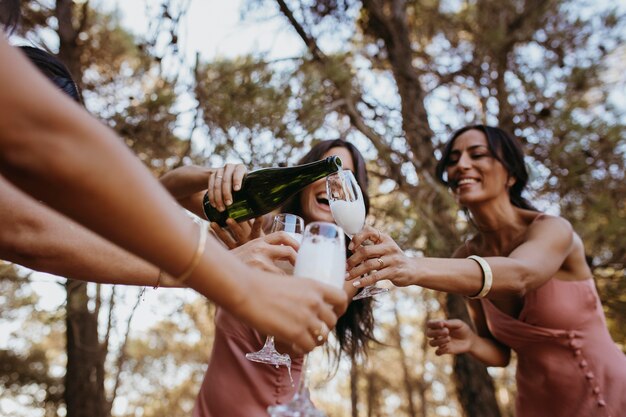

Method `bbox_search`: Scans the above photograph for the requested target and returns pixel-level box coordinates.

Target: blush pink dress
[192,307,304,417]
[481,278,626,417]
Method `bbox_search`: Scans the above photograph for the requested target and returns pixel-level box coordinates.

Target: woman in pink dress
[192,139,377,417]
[346,125,626,416]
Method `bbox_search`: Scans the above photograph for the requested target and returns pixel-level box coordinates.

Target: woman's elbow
[496,350,512,367]
[486,348,511,368]
[504,262,538,297]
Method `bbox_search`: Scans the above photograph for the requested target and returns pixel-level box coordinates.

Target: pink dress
[192,307,303,417]
[481,278,626,417]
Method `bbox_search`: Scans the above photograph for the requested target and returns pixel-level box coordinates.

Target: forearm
[407,257,526,297]
[159,165,213,200]
[0,38,201,281]
[467,333,511,367]
[159,166,212,218]
[0,179,166,286]
[172,192,206,219]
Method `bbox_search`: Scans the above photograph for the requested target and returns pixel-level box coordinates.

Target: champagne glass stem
[295,354,310,396]
[263,336,276,351]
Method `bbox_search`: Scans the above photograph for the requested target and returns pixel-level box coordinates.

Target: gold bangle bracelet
[174,224,208,285]
[467,255,493,299]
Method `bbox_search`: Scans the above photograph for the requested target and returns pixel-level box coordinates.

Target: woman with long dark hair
[193,139,376,417]
[346,125,626,416]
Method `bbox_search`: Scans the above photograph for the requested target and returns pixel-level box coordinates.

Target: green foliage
[195,55,296,165]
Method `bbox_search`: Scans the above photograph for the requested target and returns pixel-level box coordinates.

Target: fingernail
[348,242,354,250]
[344,272,350,280]
[234,184,241,191]
[352,280,360,287]
[225,199,232,206]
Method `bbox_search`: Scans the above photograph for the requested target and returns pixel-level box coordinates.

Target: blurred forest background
[0,0,624,416]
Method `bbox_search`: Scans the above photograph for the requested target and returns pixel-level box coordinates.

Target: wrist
[184,241,250,311]
[467,330,481,354]
[216,260,254,318]
[405,257,422,287]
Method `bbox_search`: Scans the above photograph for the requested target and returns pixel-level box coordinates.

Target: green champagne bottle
[203,156,342,226]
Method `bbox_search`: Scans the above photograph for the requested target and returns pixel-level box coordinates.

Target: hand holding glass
[268,222,345,417]
[245,214,304,367]
[326,170,388,300]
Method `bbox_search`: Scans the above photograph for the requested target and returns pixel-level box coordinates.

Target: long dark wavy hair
[435,125,536,211]
[282,139,376,360]
[19,46,83,104]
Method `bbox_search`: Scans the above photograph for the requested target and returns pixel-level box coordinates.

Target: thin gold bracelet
[153,268,164,289]
[467,255,493,299]
[174,224,208,286]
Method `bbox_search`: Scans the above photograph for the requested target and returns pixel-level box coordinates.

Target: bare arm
[159,163,247,218]
[347,217,575,297]
[0,176,173,286]
[422,245,510,366]
[159,165,216,218]
[0,37,348,352]
[426,316,510,367]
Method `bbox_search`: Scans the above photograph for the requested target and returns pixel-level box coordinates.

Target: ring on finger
[315,323,329,343]
[377,257,384,269]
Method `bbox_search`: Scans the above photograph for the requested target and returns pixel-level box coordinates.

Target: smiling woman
[345,125,626,417]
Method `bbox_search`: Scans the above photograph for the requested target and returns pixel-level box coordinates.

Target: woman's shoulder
[524,212,576,254]
[526,212,573,234]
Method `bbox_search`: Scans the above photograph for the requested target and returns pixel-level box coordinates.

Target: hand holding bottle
[203,157,342,226]
[205,163,269,248]
[160,163,265,248]
[206,163,247,212]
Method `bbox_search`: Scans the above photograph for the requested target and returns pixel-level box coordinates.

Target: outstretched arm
[347,217,576,298]
[160,163,264,247]
[0,176,169,286]
[0,38,348,352]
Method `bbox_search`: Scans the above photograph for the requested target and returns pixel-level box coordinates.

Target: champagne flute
[245,213,304,367]
[326,170,388,300]
[268,222,345,417]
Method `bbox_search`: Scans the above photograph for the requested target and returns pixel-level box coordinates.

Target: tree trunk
[446,293,502,417]
[365,370,379,417]
[350,356,359,417]
[55,2,107,416]
[65,280,107,417]
[55,0,87,90]
[418,305,431,417]
[391,297,417,417]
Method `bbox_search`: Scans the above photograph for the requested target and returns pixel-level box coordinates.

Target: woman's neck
[466,199,527,255]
